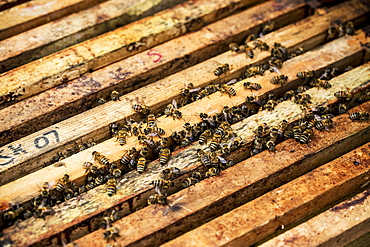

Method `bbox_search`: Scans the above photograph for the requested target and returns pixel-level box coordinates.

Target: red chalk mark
[147,49,163,63]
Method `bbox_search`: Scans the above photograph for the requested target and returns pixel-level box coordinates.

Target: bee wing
[48,181,56,190]
[217,156,227,164]
[226,79,237,85]
[271,66,281,74]
[189,87,201,93]
[172,99,178,109]
[314,114,325,121]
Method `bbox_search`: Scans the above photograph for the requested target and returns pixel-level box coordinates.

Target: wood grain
[162,143,370,247]
[0,0,256,107]
[0,0,186,73]
[0,0,366,188]
[0,0,309,145]
[259,188,370,247]
[0,0,106,40]
[1,63,369,245]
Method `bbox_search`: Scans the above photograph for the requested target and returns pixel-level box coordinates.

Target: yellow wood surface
[0,0,105,40]
[0,0,366,188]
[0,0,307,146]
[0,0,256,106]
[0,0,185,73]
[1,61,369,245]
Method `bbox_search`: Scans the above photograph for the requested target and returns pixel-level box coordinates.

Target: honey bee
[159,148,171,165]
[253,39,269,51]
[327,24,337,40]
[85,181,96,190]
[297,70,315,79]
[121,147,138,168]
[180,81,200,97]
[197,149,211,167]
[92,151,110,167]
[344,21,355,35]
[214,63,230,76]
[349,112,370,121]
[35,206,54,218]
[3,205,24,221]
[146,114,158,128]
[191,172,203,180]
[110,91,120,101]
[199,112,216,127]
[56,174,71,192]
[338,103,348,114]
[314,79,331,89]
[293,93,312,105]
[269,128,279,142]
[199,129,213,145]
[110,123,120,136]
[265,140,276,152]
[334,90,352,101]
[147,194,167,205]
[164,100,183,120]
[244,33,256,43]
[137,157,147,173]
[243,81,261,90]
[277,120,289,136]
[219,84,236,97]
[205,167,220,178]
[151,179,174,189]
[160,167,181,180]
[115,130,127,146]
[94,175,105,186]
[229,43,240,53]
[261,21,274,35]
[244,65,265,78]
[132,102,150,116]
[103,227,120,242]
[128,119,142,136]
[282,90,295,101]
[182,177,199,188]
[106,179,117,196]
[111,168,122,178]
[298,128,313,144]
[322,118,333,131]
[251,136,263,155]
[97,98,107,105]
[263,100,277,111]
[99,210,119,229]
[244,45,254,59]
[38,181,54,198]
[270,75,288,85]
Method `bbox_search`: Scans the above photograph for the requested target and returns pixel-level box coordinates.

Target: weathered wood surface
[0,0,256,107]
[0,0,186,73]
[0,0,106,41]
[259,188,370,247]
[0,0,29,11]
[0,1,367,188]
[161,143,370,247]
[1,60,369,245]
[70,105,370,246]
[0,0,309,146]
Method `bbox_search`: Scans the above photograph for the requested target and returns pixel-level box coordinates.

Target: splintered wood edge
[1,68,370,245]
[0,26,368,208]
[259,188,370,247]
[0,0,255,104]
[0,1,366,186]
[0,0,309,145]
[0,0,186,73]
[0,0,106,40]
[161,143,370,247]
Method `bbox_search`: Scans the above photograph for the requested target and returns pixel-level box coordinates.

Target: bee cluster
[327,21,355,40]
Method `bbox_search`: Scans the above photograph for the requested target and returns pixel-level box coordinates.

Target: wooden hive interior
[0,0,369,246]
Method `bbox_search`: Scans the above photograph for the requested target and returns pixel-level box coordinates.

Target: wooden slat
[0,0,30,12]
[1,62,369,245]
[0,0,309,145]
[161,143,370,247]
[0,0,106,40]
[0,22,367,202]
[0,0,367,186]
[0,0,255,107]
[0,0,312,180]
[259,189,370,247]
[0,0,186,73]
